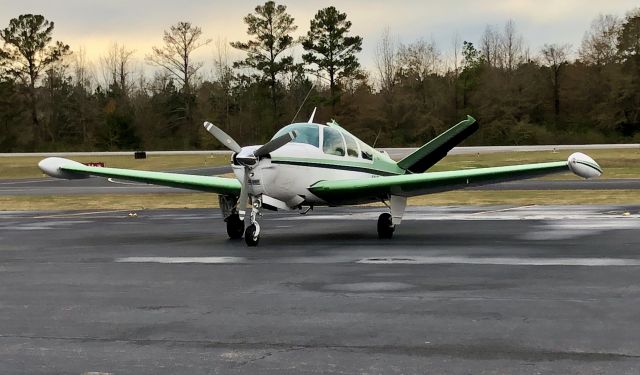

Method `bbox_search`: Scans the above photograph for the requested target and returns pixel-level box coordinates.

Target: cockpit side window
[343,133,359,158]
[323,127,346,156]
[272,123,319,148]
[360,142,374,160]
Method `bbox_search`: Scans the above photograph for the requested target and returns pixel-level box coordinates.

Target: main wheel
[377,213,395,239]
[244,224,260,246]
[226,214,244,239]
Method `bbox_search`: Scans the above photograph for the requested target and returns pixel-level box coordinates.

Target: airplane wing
[38,157,241,196]
[309,153,602,205]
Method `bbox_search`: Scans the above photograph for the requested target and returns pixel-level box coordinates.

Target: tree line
[0,3,639,152]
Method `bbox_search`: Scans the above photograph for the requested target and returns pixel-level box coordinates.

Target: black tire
[226,214,244,239]
[377,213,395,239]
[244,224,259,246]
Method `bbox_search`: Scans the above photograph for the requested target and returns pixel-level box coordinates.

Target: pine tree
[302,6,362,112]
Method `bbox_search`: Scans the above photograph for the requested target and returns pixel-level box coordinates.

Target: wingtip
[568,152,602,179]
[38,157,89,179]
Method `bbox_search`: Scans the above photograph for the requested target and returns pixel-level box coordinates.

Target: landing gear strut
[226,214,244,239]
[377,212,395,239]
[244,196,262,246]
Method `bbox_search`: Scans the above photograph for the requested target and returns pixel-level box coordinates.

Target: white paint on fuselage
[233,143,375,207]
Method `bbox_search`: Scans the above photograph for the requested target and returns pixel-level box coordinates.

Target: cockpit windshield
[272,123,319,148]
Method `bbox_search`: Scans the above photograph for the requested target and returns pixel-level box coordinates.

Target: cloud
[1,0,638,69]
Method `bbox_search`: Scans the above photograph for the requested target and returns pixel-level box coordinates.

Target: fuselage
[232,121,404,208]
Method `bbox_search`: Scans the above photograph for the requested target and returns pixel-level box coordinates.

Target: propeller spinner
[203,121,297,218]
[204,121,296,167]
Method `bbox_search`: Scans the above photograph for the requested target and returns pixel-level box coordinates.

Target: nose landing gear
[244,222,260,246]
[244,196,262,246]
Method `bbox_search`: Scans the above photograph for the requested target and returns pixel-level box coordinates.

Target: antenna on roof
[290,83,315,124]
[372,127,382,148]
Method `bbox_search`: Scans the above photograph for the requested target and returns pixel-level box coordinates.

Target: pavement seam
[1,334,639,361]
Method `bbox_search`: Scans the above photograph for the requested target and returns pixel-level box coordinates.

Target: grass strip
[0,154,229,179]
[2,190,639,211]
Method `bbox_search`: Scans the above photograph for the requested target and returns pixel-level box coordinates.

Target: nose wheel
[244,196,262,246]
[377,213,395,239]
[244,223,260,246]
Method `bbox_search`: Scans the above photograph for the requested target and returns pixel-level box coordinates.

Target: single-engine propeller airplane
[38,113,602,246]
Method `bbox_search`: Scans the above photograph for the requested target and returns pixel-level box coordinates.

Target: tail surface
[397,115,478,173]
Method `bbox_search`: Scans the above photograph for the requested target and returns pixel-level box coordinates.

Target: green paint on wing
[310,161,570,204]
[61,164,241,196]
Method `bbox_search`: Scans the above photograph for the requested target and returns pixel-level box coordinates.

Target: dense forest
[0,3,639,152]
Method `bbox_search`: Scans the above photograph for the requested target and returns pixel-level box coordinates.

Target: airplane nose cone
[236,156,257,167]
[235,147,259,167]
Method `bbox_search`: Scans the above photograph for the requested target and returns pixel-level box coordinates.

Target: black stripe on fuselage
[575,160,603,174]
[270,159,399,176]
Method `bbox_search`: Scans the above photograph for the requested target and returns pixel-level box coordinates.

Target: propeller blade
[254,130,297,158]
[203,122,242,153]
[237,168,249,220]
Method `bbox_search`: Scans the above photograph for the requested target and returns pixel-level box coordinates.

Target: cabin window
[272,123,319,148]
[323,127,346,156]
[360,142,374,160]
[343,133,359,158]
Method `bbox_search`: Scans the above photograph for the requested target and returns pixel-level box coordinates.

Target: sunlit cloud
[1,0,638,70]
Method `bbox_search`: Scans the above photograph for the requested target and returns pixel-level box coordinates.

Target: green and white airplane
[38,114,602,246]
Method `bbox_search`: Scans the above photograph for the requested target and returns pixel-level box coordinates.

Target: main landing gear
[226,214,244,239]
[228,194,402,245]
[377,195,405,240]
[377,212,395,239]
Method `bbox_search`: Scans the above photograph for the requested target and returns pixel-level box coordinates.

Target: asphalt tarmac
[2,205,640,374]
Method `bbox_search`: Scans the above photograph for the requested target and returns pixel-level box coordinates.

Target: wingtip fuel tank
[567,152,602,179]
[38,157,89,179]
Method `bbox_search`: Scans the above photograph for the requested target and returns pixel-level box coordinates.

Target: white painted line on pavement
[469,204,537,215]
[116,257,245,264]
[0,179,51,185]
[34,210,132,219]
[358,256,640,266]
[107,178,145,185]
[113,255,640,267]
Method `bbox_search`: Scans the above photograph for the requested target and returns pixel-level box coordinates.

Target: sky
[1,0,638,77]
